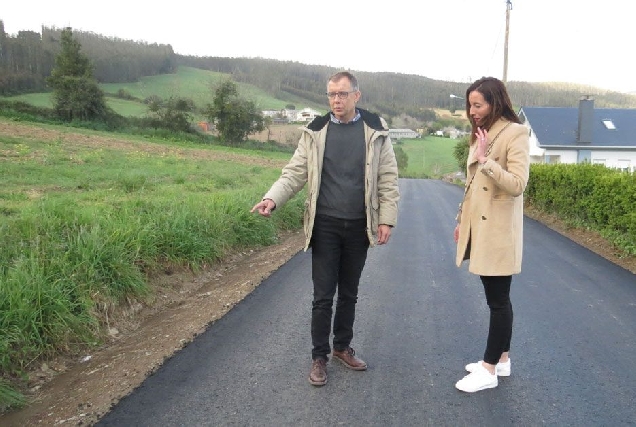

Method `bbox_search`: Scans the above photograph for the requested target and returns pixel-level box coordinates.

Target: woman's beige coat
[456,118,530,276]
[263,109,400,251]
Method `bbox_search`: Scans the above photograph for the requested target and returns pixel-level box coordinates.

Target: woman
[453,77,530,393]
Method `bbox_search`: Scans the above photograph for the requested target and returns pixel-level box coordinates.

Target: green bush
[393,144,408,174]
[526,163,636,254]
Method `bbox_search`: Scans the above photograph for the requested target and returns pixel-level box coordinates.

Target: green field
[2,90,151,118]
[100,66,296,111]
[1,66,327,118]
[0,92,53,108]
[398,136,462,178]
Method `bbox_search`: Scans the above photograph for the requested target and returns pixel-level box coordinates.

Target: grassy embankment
[0,119,308,410]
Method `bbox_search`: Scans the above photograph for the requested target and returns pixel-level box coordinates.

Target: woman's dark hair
[465,77,520,143]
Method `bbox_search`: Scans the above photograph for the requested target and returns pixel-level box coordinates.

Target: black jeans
[310,214,369,360]
[480,275,513,365]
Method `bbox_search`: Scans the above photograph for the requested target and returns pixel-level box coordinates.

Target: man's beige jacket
[263,109,400,250]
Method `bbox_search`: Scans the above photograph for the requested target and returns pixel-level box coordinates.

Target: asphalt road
[96,179,636,427]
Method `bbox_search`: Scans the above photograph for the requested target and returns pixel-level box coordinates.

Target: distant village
[261,107,468,141]
[258,99,636,173]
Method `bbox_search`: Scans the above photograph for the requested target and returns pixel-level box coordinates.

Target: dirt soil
[1,120,634,426]
[251,123,304,146]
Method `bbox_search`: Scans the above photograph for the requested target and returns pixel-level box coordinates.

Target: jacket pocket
[493,193,514,201]
[371,196,379,210]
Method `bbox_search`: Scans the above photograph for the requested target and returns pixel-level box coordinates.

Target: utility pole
[503,0,512,84]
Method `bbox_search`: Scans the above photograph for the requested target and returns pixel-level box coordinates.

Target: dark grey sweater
[316,119,366,219]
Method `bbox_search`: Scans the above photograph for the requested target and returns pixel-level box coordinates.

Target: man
[251,71,399,386]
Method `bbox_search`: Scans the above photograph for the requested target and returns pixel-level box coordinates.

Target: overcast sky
[2,0,634,93]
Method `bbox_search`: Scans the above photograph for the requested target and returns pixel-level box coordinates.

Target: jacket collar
[307,108,386,132]
[487,118,511,137]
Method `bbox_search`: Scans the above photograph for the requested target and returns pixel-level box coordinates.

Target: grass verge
[0,121,303,411]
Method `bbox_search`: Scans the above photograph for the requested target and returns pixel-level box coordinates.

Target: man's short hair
[328,71,359,92]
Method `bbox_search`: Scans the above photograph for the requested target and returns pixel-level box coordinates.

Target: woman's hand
[473,127,489,164]
[454,224,460,243]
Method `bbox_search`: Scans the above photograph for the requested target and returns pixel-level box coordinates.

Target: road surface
[96,179,636,426]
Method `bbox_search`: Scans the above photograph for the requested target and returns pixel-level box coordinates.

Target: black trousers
[480,275,513,365]
[310,215,369,360]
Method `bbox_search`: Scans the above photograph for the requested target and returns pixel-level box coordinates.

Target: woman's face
[468,90,492,127]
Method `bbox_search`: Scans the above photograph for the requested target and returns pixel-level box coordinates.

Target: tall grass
[0,123,304,409]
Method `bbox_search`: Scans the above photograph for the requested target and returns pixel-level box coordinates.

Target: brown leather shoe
[308,358,327,386]
[332,347,367,371]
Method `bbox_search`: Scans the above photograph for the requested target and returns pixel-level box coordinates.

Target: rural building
[519,97,636,172]
[197,122,214,132]
[434,127,467,139]
[262,109,291,123]
[261,107,322,123]
[294,108,321,123]
[262,109,284,118]
[389,129,418,139]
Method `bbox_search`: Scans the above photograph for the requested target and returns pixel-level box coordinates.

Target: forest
[2,19,636,122]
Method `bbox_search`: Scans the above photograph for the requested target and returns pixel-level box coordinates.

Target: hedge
[526,163,636,255]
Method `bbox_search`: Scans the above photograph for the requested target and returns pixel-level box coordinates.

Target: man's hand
[250,198,276,217]
[377,224,392,245]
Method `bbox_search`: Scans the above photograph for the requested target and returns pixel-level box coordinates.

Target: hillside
[2,67,328,119]
[100,67,327,113]
[3,23,636,123]
[175,56,636,114]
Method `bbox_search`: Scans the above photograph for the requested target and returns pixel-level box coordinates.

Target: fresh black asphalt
[96,179,636,427]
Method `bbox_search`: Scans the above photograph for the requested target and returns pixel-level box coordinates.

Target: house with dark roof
[519,97,636,172]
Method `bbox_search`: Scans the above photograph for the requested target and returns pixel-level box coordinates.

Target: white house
[294,108,321,123]
[261,107,324,124]
[435,127,468,139]
[519,97,636,172]
[389,128,418,139]
[261,109,290,124]
[261,109,282,118]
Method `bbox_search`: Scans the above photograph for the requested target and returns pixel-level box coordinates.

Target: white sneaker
[455,363,498,393]
[465,359,511,377]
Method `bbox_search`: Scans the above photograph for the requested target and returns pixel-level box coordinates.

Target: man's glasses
[326,91,356,99]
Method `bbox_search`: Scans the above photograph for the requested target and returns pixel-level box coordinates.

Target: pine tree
[46,27,107,121]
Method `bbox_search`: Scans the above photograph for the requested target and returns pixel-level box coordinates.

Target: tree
[147,96,194,133]
[204,79,266,144]
[453,136,470,172]
[391,113,421,130]
[263,115,273,141]
[46,27,107,121]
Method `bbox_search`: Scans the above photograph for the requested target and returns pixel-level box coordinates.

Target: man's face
[327,78,361,123]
